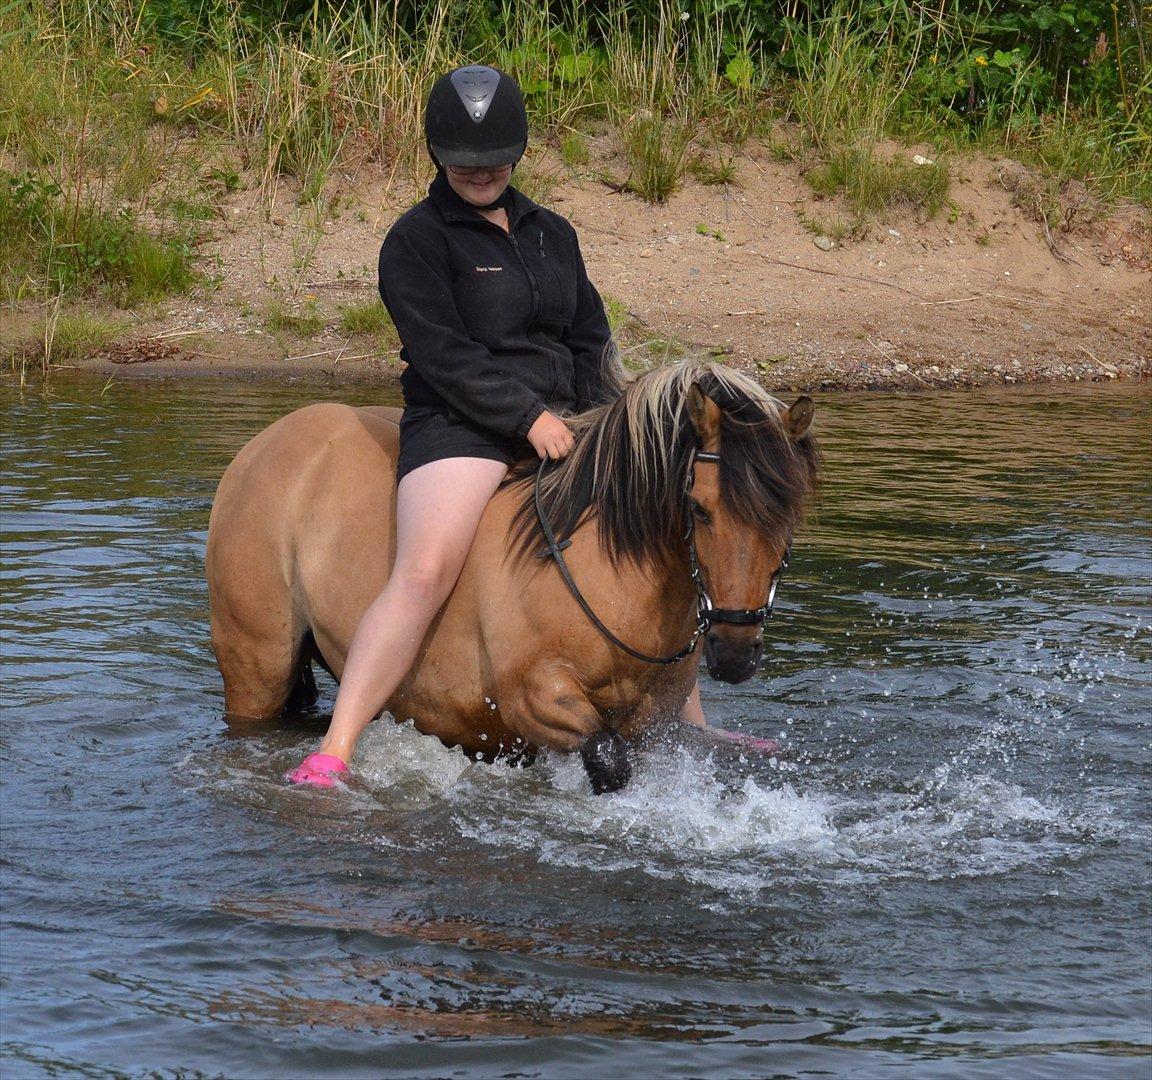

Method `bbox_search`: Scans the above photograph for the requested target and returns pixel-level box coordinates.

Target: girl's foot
[287,752,348,787]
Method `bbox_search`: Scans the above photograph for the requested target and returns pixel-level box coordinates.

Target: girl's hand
[527,411,575,460]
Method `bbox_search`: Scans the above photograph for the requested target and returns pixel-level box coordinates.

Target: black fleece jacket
[378,172,612,439]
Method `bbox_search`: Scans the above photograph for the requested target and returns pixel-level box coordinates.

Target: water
[1,377,1149,1078]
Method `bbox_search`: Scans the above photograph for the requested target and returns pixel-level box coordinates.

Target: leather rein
[533,449,790,666]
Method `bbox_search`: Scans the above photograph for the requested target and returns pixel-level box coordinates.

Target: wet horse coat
[206,361,819,788]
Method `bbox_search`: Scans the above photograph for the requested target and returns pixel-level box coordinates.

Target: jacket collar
[428,170,538,228]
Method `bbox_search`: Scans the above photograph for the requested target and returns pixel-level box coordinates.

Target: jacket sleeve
[563,226,615,412]
[379,225,546,439]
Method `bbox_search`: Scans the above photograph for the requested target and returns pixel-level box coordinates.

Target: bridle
[533,448,790,666]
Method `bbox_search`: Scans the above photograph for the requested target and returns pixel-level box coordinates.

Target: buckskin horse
[206,359,819,793]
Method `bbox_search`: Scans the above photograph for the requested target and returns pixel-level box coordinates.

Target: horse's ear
[687,382,722,444]
[785,396,815,440]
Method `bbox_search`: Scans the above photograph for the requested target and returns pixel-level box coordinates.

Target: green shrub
[0,171,197,304]
[620,114,691,204]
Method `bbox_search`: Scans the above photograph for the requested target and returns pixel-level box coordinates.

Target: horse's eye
[690,500,711,526]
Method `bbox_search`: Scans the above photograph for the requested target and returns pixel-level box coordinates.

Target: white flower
[681,10,690,20]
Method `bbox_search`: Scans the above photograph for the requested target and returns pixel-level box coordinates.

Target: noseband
[533,449,790,666]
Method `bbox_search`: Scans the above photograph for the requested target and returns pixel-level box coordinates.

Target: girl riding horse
[285,65,709,786]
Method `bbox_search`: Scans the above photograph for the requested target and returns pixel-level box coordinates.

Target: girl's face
[443,163,514,207]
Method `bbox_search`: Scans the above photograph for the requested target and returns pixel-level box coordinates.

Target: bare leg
[680,678,706,727]
[315,457,509,764]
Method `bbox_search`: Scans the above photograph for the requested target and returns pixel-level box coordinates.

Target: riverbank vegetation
[1,0,1148,373]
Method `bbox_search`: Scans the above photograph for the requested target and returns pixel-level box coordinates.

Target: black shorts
[396,406,528,484]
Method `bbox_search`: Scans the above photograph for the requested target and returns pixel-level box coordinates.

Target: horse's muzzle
[703,630,763,683]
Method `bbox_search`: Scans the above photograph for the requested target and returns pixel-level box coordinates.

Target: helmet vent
[450,66,500,125]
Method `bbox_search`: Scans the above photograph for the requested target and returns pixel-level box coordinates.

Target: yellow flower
[974,56,988,67]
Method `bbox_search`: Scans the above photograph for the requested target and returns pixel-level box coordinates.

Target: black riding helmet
[425,65,527,168]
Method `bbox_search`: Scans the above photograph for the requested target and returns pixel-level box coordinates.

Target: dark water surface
[1,377,1149,1079]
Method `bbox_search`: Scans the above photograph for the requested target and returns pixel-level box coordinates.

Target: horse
[205,358,820,793]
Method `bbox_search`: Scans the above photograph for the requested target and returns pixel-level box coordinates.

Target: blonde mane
[510,358,820,567]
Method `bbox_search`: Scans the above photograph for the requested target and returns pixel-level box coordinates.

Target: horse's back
[209,401,399,557]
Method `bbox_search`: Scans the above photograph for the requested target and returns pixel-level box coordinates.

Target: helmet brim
[430,141,526,167]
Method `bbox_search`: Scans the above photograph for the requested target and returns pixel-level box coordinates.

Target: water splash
[327,717,1122,901]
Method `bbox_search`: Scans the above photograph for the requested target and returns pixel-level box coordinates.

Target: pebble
[813,235,834,251]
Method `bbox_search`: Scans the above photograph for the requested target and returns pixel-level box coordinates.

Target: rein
[533,449,789,666]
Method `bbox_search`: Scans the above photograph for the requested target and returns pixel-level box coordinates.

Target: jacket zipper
[507,228,542,327]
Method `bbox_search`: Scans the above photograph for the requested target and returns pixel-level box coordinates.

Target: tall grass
[620,113,692,203]
[11,0,1143,206]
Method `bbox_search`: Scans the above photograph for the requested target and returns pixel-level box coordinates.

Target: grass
[1000,109,1152,213]
[644,336,686,363]
[805,149,951,218]
[44,310,124,361]
[689,153,738,186]
[561,129,590,169]
[797,209,857,245]
[620,113,692,203]
[512,155,561,205]
[339,300,391,336]
[264,297,325,337]
[601,293,632,335]
[6,306,125,380]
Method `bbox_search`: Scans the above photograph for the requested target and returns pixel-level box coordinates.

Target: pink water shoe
[287,752,348,788]
[712,728,784,756]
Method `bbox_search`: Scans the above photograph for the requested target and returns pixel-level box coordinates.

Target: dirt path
[11,140,1150,391]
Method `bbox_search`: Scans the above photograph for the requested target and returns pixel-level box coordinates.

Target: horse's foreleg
[504,663,631,794]
[579,729,632,794]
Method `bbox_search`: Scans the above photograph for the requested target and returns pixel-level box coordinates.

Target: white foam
[279,714,1125,899]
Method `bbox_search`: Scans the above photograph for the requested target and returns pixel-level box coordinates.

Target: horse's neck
[535,518,700,660]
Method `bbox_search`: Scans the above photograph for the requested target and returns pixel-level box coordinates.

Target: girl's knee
[392,554,460,607]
